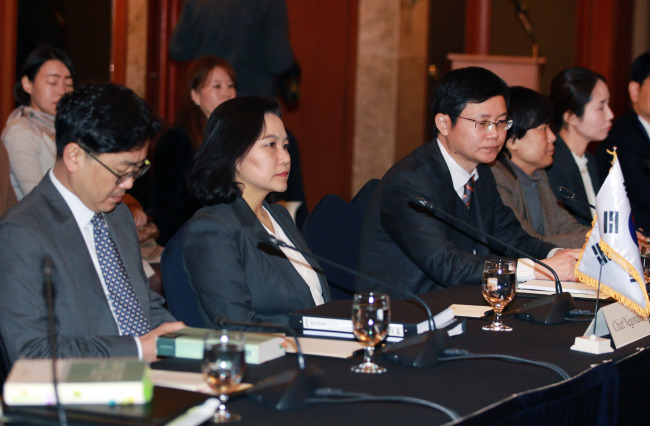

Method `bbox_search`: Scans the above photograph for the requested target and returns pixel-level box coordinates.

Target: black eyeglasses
[457,116,514,132]
[78,143,150,186]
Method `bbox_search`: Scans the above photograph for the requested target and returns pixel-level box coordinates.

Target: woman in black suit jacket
[546,67,614,226]
[183,97,331,329]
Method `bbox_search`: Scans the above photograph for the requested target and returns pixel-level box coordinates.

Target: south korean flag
[575,150,650,318]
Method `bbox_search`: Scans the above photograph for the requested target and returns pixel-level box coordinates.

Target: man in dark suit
[356,67,580,299]
[595,52,650,231]
[0,84,183,367]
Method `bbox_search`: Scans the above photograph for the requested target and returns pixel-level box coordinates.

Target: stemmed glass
[351,292,391,374]
[202,330,246,423]
[481,259,517,332]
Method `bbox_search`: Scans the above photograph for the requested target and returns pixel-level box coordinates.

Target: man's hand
[636,230,649,248]
[139,321,186,362]
[535,248,581,281]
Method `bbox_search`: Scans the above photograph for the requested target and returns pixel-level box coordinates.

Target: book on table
[289,300,464,342]
[3,358,151,406]
[156,327,286,364]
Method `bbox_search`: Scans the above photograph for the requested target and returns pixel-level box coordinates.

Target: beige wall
[126,0,148,98]
[351,0,429,196]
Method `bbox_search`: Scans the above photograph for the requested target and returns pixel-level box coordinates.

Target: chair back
[302,194,363,299]
[160,223,204,327]
[350,178,380,215]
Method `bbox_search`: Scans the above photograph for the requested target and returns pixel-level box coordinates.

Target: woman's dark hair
[550,67,606,131]
[188,96,281,205]
[175,56,237,150]
[501,86,553,158]
[14,45,77,106]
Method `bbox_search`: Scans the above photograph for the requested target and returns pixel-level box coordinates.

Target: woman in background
[546,67,613,226]
[153,56,236,245]
[183,96,331,329]
[1,45,76,199]
[491,86,590,248]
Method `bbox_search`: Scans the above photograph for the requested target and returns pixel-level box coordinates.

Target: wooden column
[1,1,17,123]
[575,0,633,116]
[464,0,491,54]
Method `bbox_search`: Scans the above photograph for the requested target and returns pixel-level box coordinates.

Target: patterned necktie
[91,213,150,337]
[462,176,475,208]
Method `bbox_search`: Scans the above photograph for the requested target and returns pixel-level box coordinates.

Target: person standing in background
[169,0,294,98]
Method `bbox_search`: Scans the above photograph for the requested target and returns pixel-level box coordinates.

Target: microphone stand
[216,318,325,410]
[44,257,67,426]
[259,234,451,368]
[512,0,538,57]
[410,196,575,325]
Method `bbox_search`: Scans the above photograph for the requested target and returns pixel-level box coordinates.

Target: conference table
[4,284,650,425]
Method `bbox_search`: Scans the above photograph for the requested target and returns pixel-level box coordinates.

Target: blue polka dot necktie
[462,176,475,208]
[91,213,150,337]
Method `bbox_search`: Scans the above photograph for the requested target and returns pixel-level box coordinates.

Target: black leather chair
[301,194,363,300]
[160,223,204,327]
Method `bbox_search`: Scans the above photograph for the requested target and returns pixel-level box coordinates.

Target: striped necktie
[462,176,475,208]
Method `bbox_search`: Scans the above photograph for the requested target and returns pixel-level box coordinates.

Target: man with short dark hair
[356,67,579,299]
[595,52,650,231]
[0,83,183,367]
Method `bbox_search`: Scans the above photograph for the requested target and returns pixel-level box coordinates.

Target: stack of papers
[518,280,612,300]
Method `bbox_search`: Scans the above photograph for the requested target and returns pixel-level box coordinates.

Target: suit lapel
[266,201,332,302]
[38,178,110,302]
[232,197,316,306]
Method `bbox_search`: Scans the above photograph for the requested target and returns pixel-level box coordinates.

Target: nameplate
[585,302,650,349]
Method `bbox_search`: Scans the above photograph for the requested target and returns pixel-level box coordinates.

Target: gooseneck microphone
[558,186,596,209]
[258,233,451,368]
[561,184,650,240]
[216,317,324,411]
[512,0,538,57]
[44,257,68,426]
[410,195,576,325]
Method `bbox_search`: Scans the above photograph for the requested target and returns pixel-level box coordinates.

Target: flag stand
[571,263,614,354]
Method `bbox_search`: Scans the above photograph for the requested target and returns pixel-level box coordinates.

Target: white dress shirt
[570,151,597,219]
[437,139,537,281]
[263,207,325,305]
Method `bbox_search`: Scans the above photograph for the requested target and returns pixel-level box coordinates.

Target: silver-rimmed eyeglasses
[457,116,513,132]
[78,143,150,186]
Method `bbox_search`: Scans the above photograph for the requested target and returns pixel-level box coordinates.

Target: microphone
[512,0,538,57]
[258,233,452,368]
[410,195,575,325]
[558,186,595,209]
[43,257,68,426]
[216,317,325,411]
[561,185,650,240]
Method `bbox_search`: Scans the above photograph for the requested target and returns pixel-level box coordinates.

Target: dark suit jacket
[183,196,331,328]
[0,175,175,365]
[546,135,601,226]
[595,110,650,230]
[356,141,556,299]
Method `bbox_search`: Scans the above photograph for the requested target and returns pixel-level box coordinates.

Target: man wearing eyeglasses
[356,67,580,299]
[0,83,183,369]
